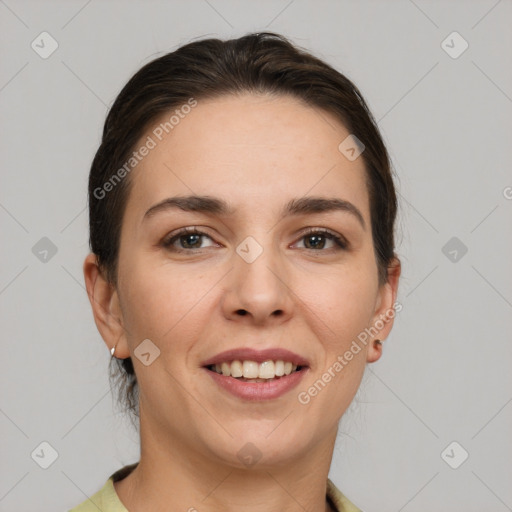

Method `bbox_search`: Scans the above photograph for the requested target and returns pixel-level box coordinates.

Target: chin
[204,423,315,469]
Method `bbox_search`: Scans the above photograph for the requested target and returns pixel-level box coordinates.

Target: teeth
[242,361,259,379]
[221,362,231,376]
[210,359,302,379]
[258,360,275,379]
[230,360,243,378]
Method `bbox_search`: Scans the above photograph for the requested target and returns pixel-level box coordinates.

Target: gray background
[1,0,511,510]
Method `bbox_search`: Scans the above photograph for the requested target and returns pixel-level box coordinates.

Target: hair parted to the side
[87,32,399,420]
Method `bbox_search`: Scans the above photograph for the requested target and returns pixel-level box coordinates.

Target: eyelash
[161,226,348,252]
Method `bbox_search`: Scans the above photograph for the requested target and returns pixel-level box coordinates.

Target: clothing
[69,463,362,512]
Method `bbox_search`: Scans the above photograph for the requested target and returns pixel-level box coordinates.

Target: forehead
[126,93,370,219]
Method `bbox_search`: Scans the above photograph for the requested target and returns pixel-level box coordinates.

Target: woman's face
[92,93,399,467]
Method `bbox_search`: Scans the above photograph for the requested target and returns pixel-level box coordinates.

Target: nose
[221,243,294,326]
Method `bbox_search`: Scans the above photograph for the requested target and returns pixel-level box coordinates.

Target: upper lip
[201,347,310,367]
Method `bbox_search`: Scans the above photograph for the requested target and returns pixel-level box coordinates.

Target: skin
[84,93,400,512]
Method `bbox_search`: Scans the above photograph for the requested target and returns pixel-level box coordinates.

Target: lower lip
[204,368,308,401]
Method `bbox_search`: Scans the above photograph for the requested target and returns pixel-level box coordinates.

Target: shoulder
[68,464,137,512]
[69,477,127,511]
[326,478,363,512]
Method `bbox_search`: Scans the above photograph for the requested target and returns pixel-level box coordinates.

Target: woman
[75,32,400,512]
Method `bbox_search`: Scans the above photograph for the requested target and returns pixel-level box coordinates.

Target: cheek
[301,274,373,410]
[119,258,215,342]
[299,265,378,346]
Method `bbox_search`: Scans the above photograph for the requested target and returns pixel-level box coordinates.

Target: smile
[208,359,302,381]
[204,360,309,401]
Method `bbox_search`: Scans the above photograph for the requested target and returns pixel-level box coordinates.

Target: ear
[367,257,401,363]
[83,253,130,359]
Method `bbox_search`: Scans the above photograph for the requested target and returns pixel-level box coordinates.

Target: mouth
[205,360,306,383]
[201,349,310,401]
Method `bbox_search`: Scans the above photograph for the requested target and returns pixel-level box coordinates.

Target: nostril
[236,309,248,316]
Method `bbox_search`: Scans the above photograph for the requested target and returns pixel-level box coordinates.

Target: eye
[294,228,348,251]
[162,227,217,251]
[161,227,348,252]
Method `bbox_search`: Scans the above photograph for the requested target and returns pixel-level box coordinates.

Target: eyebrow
[143,195,366,229]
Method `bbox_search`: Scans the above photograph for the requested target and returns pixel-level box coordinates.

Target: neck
[115,415,339,512]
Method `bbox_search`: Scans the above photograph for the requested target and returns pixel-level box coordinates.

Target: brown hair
[88,32,398,419]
